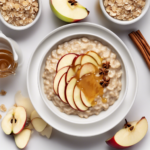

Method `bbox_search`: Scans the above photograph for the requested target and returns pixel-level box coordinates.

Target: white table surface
[0,0,150,150]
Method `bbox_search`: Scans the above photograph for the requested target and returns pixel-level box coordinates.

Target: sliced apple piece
[81,91,91,107]
[56,53,78,72]
[86,51,102,65]
[73,55,83,65]
[50,0,89,23]
[81,54,98,67]
[74,86,88,111]
[32,118,47,132]
[15,91,34,118]
[53,66,69,94]
[25,123,34,130]
[79,63,96,78]
[106,117,148,149]
[40,125,52,139]
[66,77,78,110]
[58,73,68,103]
[14,129,31,149]
[30,110,41,120]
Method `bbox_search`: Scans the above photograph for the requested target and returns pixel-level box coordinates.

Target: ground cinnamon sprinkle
[129,30,150,70]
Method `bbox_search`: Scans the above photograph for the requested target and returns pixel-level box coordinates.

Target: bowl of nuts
[100,0,150,25]
[0,0,42,30]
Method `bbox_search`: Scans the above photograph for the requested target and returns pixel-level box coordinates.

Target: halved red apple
[56,53,78,72]
[81,91,92,107]
[58,73,68,103]
[81,54,98,67]
[86,51,102,65]
[74,86,88,111]
[106,117,148,149]
[65,77,78,110]
[79,63,96,78]
[1,106,26,135]
[53,66,69,94]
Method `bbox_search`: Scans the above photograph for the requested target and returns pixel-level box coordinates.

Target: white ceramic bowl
[99,0,150,25]
[0,0,42,30]
[38,33,128,125]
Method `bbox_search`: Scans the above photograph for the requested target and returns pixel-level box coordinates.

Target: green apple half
[50,0,89,22]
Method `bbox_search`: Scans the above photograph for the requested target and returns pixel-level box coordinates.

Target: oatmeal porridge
[42,38,123,118]
[103,0,146,21]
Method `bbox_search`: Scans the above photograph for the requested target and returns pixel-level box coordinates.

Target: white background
[0,0,150,150]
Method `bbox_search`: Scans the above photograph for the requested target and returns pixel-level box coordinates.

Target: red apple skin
[56,53,78,72]
[80,91,92,108]
[106,136,130,149]
[72,54,84,66]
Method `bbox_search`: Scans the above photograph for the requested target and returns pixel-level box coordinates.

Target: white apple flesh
[106,117,148,149]
[81,91,92,107]
[30,110,41,120]
[73,55,83,65]
[81,55,98,67]
[40,125,53,139]
[14,129,31,149]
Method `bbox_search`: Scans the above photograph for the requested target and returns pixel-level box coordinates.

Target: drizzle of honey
[0,49,18,78]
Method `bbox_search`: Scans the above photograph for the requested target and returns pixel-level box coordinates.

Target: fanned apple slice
[66,77,78,110]
[53,66,69,94]
[30,110,41,120]
[86,51,102,65]
[79,63,96,78]
[56,53,78,72]
[81,54,98,67]
[74,86,88,111]
[14,129,31,149]
[66,65,81,83]
[58,73,68,103]
[73,55,83,65]
[32,118,47,132]
[40,125,52,139]
[81,91,92,107]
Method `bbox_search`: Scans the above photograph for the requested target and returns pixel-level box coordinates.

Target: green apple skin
[50,0,89,23]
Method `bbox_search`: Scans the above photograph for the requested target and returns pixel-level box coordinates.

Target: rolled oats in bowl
[0,0,39,26]
[103,0,146,21]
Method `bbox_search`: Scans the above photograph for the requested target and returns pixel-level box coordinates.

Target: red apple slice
[56,53,78,72]
[74,86,88,111]
[65,77,78,110]
[81,54,98,67]
[106,117,148,149]
[14,129,31,149]
[73,55,83,65]
[86,51,102,65]
[58,73,68,103]
[81,91,92,107]
[53,66,69,94]
[32,117,47,132]
[79,63,96,78]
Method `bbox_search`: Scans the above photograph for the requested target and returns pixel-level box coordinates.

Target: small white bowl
[99,0,150,25]
[38,33,128,125]
[0,0,42,30]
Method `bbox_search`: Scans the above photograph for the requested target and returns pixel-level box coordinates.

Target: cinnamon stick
[129,32,150,70]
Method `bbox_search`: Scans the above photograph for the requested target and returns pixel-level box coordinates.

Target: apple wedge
[79,63,96,78]
[56,53,78,72]
[50,0,89,23]
[32,118,47,132]
[81,55,98,67]
[40,125,53,139]
[25,123,34,130]
[30,110,41,120]
[86,51,102,65]
[14,129,31,149]
[58,73,68,103]
[73,55,83,65]
[81,91,91,107]
[1,106,26,135]
[53,66,69,94]
[106,117,148,149]
[65,77,78,110]
[15,91,34,118]
[74,86,88,111]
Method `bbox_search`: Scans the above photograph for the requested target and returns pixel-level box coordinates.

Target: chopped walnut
[0,104,7,112]
[103,0,146,21]
[0,0,39,26]
[0,90,7,96]
[0,114,2,119]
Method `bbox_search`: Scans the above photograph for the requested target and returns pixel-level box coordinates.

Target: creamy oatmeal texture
[42,38,122,118]
[104,0,146,21]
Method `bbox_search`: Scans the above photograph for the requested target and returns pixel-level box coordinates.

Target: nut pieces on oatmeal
[0,0,39,26]
[104,0,146,21]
